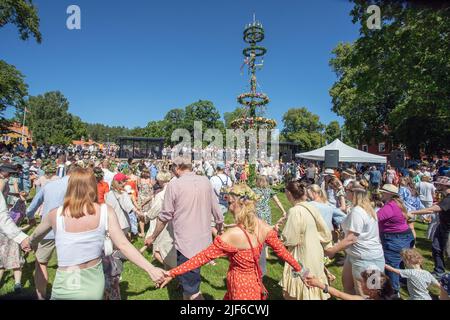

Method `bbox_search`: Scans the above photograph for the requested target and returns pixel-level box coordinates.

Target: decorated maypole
[232,15,276,186]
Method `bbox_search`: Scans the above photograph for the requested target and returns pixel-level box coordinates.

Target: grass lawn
[0,191,448,300]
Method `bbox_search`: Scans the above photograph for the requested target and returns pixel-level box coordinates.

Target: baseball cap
[113,173,129,182]
[216,162,225,170]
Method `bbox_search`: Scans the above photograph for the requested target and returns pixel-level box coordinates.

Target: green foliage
[0,60,28,129]
[22,91,83,145]
[281,107,325,150]
[330,1,450,158]
[184,100,221,131]
[224,107,247,129]
[325,121,341,143]
[0,0,42,43]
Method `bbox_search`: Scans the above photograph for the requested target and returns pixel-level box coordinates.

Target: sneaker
[14,283,22,294]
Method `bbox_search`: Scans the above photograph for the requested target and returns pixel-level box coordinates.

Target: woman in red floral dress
[160,184,304,300]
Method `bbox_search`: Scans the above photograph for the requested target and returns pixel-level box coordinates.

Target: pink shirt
[377,200,410,234]
[159,172,224,258]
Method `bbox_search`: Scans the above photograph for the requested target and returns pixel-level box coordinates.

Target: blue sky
[1,0,360,128]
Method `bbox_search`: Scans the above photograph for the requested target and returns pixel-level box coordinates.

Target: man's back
[160,172,223,259]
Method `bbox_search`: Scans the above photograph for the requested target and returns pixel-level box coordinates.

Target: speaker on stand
[324,150,339,168]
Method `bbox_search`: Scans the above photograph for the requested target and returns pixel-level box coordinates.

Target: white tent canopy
[295,139,387,164]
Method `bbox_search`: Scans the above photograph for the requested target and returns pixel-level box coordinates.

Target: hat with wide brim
[324,168,335,175]
[434,176,450,186]
[0,163,19,173]
[343,168,356,176]
[380,184,399,195]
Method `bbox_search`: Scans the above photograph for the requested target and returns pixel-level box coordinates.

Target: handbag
[237,225,269,300]
[103,204,113,256]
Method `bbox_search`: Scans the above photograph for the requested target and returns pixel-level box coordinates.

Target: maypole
[232,15,276,186]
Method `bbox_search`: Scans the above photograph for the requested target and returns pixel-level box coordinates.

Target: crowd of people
[0,142,449,300]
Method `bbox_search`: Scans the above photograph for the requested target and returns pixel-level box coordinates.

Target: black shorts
[177,250,201,295]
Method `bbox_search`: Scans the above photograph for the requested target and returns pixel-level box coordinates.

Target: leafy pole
[232,15,276,186]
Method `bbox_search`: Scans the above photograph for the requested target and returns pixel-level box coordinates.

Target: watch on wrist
[323,284,329,294]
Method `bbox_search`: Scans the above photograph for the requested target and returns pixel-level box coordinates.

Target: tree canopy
[281,107,325,150]
[330,0,450,158]
[0,0,42,42]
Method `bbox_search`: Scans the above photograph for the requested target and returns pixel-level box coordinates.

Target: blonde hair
[307,184,328,203]
[62,168,97,219]
[352,187,377,219]
[228,184,258,234]
[401,248,424,267]
[256,175,269,188]
[111,179,124,192]
[156,170,172,183]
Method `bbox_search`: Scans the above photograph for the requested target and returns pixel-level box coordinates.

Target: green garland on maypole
[232,15,276,187]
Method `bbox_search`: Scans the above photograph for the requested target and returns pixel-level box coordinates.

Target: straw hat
[434,176,450,187]
[380,184,399,195]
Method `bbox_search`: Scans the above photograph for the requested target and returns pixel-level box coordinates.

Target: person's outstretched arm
[107,206,165,284]
[168,241,227,278]
[305,276,364,300]
[265,229,301,272]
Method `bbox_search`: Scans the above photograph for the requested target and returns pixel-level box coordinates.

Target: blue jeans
[176,250,201,295]
[432,224,449,275]
[380,229,415,292]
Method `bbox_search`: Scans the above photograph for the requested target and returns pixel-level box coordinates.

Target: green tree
[0,0,42,42]
[25,91,77,145]
[325,121,341,144]
[330,0,450,158]
[143,120,168,140]
[281,107,325,150]
[0,60,28,129]
[223,107,246,129]
[71,115,88,140]
[184,100,222,131]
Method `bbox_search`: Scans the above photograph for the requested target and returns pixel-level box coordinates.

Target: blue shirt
[26,175,70,239]
[369,170,382,184]
[310,201,347,231]
[150,165,158,180]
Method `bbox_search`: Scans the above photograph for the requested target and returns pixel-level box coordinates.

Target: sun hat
[324,168,335,175]
[434,176,450,187]
[347,181,366,193]
[0,163,19,173]
[380,184,399,195]
[343,168,356,176]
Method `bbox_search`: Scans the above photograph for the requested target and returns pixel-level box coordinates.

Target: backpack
[214,175,229,207]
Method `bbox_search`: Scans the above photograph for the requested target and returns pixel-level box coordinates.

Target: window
[378,142,386,153]
[362,144,368,152]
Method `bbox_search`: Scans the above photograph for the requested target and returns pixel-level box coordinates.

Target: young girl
[385,248,440,300]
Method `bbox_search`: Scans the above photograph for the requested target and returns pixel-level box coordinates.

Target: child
[385,248,440,300]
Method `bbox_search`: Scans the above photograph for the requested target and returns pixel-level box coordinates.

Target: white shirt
[416,182,436,202]
[210,174,232,202]
[102,168,115,188]
[0,193,27,244]
[342,206,384,260]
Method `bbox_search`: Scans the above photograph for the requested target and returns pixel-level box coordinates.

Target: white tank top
[55,204,107,267]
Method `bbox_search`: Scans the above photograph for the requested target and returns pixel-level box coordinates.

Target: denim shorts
[176,250,201,295]
[346,255,385,280]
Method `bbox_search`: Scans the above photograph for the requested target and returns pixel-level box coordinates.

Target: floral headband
[225,186,260,202]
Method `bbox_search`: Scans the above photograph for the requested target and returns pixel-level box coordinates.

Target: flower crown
[225,185,260,202]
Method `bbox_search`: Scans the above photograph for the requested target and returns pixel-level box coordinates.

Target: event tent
[295,139,387,164]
